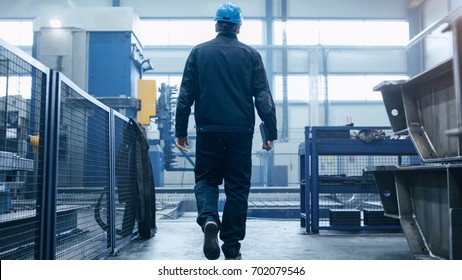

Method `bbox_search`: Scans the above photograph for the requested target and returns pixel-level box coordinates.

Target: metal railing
[0,39,142,260]
[299,126,418,233]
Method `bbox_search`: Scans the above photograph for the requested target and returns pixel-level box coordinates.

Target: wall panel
[270,48,407,74]
[327,49,407,74]
[285,0,407,19]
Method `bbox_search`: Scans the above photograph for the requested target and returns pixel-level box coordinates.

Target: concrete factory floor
[106,212,414,260]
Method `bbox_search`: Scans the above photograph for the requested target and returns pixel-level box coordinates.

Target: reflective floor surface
[106,213,413,260]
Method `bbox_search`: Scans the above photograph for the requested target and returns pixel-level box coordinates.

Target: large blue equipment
[33,7,150,119]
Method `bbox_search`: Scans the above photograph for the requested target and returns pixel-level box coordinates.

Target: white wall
[286,0,407,19]
[422,0,453,70]
[419,0,462,71]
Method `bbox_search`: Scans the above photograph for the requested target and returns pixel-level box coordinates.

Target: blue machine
[87,31,148,118]
[32,7,151,118]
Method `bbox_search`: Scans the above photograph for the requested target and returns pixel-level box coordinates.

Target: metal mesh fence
[113,114,137,242]
[0,43,48,259]
[301,126,419,232]
[55,77,111,260]
[0,40,145,260]
[317,154,411,227]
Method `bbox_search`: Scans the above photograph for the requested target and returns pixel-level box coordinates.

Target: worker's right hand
[176,136,189,152]
[262,140,273,151]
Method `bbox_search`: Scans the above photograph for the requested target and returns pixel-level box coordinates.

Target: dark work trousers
[194,131,253,258]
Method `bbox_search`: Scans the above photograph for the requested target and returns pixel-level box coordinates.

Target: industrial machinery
[33,7,151,118]
[151,83,194,172]
[371,16,462,260]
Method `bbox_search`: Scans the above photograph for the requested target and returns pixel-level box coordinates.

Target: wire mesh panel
[317,154,408,228]
[301,126,419,233]
[0,40,150,259]
[0,40,49,259]
[113,113,137,244]
[55,75,111,260]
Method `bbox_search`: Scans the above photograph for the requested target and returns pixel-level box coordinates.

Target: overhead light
[49,19,62,28]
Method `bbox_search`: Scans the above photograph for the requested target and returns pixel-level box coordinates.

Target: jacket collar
[217,31,238,39]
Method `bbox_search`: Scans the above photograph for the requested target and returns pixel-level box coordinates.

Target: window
[0,76,32,99]
[0,20,33,46]
[327,75,408,100]
[274,20,408,46]
[320,21,365,45]
[274,75,312,101]
[272,74,408,101]
[140,19,263,46]
[274,20,319,45]
[363,21,410,46]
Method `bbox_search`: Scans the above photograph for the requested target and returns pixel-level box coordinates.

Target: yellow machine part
[29,134,40,153]
[137,79,157,125]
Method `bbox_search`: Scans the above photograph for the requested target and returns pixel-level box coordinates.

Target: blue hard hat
[214,2,243,25]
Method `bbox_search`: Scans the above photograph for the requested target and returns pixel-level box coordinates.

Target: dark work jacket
[175,31,277,141]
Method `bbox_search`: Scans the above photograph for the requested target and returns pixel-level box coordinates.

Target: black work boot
[203,221,220,260]
[225,253,242,260]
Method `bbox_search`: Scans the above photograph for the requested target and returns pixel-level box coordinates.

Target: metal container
[369,165,462,260]
[370,16,462,259]
[375,59,461,162]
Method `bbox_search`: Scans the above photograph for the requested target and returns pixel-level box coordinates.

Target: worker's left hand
[176,136,189,152]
